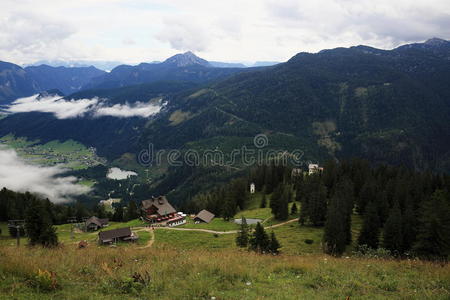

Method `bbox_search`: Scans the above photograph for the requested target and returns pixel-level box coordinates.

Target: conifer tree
[357,180,376,214]
[338,178,354,244]
[308,181,327,226]
[268,231,281,254]
[126,200,139,221]
[260,194,267,208]
[323,194,347,256]
[299,194,309,225]
[270,184,283,217]
[25,197,58,247]
[249,222,269,253]
[221,191,236,221]
[291,202,298,215]
[414,189,450,258]
[382,202,403,253]
[236,216,249,248]
[401,203,417,252]
[112,205,124,222]
[275,187,289,220]
[94,203,107,219]
[376,191,390,225]
[357,201,380,249]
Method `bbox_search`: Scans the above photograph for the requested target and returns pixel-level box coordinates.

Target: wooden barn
[85,216,109,231]
[194,209,215,223]
[98,227,138,244]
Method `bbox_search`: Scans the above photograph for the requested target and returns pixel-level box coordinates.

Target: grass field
[1,212,449,299]
[180,217,239,231]
[0,192,448,299]
[0,243,448,299]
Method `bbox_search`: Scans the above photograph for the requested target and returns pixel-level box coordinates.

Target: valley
[0,135,106,170]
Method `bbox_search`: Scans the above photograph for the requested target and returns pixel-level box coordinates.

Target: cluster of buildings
[93,164,323,245]
[91,195,215,245]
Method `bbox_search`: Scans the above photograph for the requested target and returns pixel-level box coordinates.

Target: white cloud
[8,95,98,119]
[95,101,162,118]
[107,167,137,180]
[0,147,89,203]
[6,95,163,119]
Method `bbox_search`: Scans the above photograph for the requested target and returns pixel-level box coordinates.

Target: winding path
[137,218,299,235]
[135,227,155,249]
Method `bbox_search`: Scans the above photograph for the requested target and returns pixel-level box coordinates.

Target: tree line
[186,159,450,259]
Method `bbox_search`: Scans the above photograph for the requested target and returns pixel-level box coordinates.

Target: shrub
[352,245,393,259]
[102,271,151,295]
[28,269,58,291]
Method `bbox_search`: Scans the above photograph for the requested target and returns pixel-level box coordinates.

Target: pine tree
[75,201,88,221]
[376,191,390,225]
[126,200,139,221]
[291,202,298,215]
[94,204,107,219]
[270,184,283,217]
[112,205,124,222]
[299,193,309,225]
[249,222,269,253]
[323,194,347,256]
[382,202,403,254]
[308,181,328,226]
[275,187,289,220]
[357,201,380,249]
[236,216,249,248]
[25,197,58,247]
[221,191,237,221]
[260,194,267,208]
[402,203,417,252]
[357,180,376,214]
[268,231,281,254]
[414,189,450,258]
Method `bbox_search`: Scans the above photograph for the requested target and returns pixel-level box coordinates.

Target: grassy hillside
[0,190,448,299]
[1,202,449,300]
[0,242,449,299]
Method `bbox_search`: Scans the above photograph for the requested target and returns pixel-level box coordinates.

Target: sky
[1,0,449,65]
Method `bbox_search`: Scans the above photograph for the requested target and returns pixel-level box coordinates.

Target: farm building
[85,216,109,231]
[141,196,186,226]
[98,227,138,244]
[194,209,215,223]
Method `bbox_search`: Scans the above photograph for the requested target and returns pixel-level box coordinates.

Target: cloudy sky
[1,0,449,65]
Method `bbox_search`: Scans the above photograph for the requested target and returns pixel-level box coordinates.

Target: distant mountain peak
[424,37,449,46]
[163,51,210,67]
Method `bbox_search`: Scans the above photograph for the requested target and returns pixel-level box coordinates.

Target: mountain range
[83,51,249,90]
[0,52,252,104]
[0,38,449,202]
